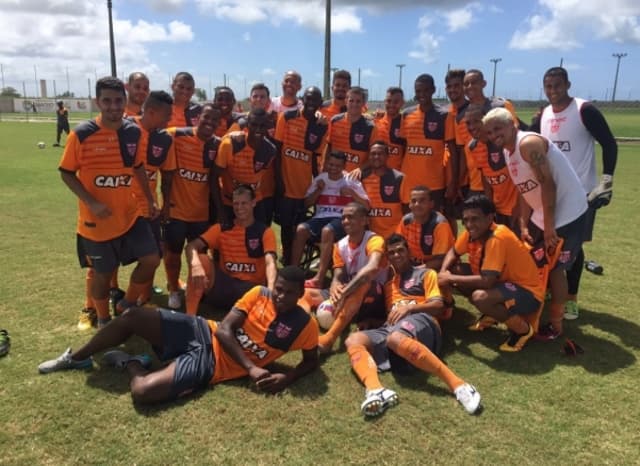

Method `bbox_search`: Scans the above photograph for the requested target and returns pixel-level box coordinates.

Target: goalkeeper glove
[587,174,613,209]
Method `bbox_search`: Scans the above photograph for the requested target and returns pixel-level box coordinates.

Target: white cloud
[116,19,193,42]
[360,68,380,78]
[262,68,276,76]
[441,3,479,32]
[510,0,640,50]
[488,4,503,14]
[242,32,251,42]
[146,0,187,11]
[409,15,440,64]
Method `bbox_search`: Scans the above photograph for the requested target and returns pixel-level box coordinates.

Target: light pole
[611,53,627,102]
[107,0,117,77]
[490,58,502,97]
[323,0,331,99]
[396,64,405,89]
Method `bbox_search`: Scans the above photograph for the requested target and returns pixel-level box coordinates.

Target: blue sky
[1,0,639,101]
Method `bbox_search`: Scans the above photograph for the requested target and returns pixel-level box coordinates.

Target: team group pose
[40,65,616,418]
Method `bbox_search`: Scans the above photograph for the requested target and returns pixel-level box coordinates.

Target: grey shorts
[495,282,541,316]
[361,313,441,374]
[529,211,587,271]
[154,309,215,399]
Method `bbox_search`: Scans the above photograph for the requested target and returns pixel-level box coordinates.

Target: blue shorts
[301,217,345,241]
[162,219,210,254]
[77,217,159,274]
[361,313,441,374]
[495,282,541,316]
[154,309,215,399]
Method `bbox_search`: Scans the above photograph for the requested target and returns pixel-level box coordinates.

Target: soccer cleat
[499,324,534,352]
[0,329,10,357]
[102,350,152,370]
[38,348,93,374]
[167,291,182,310]
[563,300,579,320]
[152,285,164,295]
[77,308,97,330]
[109,287,126,315]
[534,322,562,341]
[361,388,399,417]
[468,314,498,332]
[52,143,61,147]
[454,383,482,414]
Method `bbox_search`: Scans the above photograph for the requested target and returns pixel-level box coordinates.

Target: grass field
[0,118,639,465]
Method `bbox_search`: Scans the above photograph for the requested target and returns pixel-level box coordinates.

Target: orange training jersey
[59,116,142,241]
[168,102,203,128]
[319,99,346,121]
[385,266,442,309]
[400,104,454,192]
[396,210,454,265]
[215,112,244,138]
[361,168,407,239]
[454,223,544,301]
[328,114,378,172]
[216,132,277,205]
[167,127,220,222]
[374,113,406,170]
[200,221,277,284]
[209,286,318,384]
[274,109,329,199]
[468,139,518,217]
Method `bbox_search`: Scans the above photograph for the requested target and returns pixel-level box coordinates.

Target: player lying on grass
[345,233,481,417]
[38,267,319,404]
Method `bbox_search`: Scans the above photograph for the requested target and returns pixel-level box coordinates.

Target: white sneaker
[168,291,182,309]
[102,350,152,370]
[454,383,482,414]
[361,388,399,417]
[38,348,93,374]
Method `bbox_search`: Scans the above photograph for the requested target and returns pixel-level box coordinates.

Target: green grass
[1,120,639,465]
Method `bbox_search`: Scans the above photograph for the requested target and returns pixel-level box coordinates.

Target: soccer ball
[316,299,336,331]
[37,142,46,149]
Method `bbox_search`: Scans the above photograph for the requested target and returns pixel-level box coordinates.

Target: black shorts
[278,197,307,228]
[202,269,257,312]
[495,282,541,316]
[528,211,587,271]
[77,217,159,274]
[162,219,210,254]
[154,309,215,399]
[362,313,442,374]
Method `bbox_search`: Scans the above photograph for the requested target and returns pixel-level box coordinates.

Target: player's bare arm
[257,348,319,394]
[133,164,159,219]
[336,251,383,307]
[265,253,278,290]
[60,170,111,218]
[185,237,210,290]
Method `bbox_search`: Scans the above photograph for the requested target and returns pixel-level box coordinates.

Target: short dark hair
[214,86,236,101]
[445,69,466,84]
[328,151,347,163]
[344,201,369,217]
[174,71,195,84]
[250,82,270,97]
[410,185,432,197]
[96,76,126,99]
[462,194,496,215]
[386,86,404,97]
[386,233,409,250]
[201,101,222,113]
[371,140,388,149]
[415,74,435,87]
[465,69,485,81]
[347,86,367,102]
[144,90,173,109]
[278,266,306,289]
[333,70,352,86]
[232,184,256,200]
[543,66,569,83]
[128,72,149,85]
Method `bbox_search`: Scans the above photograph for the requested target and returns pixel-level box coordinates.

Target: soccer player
[374,87,407,170]
[38,266,319,405]
[213,86,243,137]
[53,100,70,147]
[325,86,378,173]
[212,108,277,225]
[185,185,277,315]
[438,195,545,351]
[345,234,481,417]
[274,86,328,264]
[316,202,387,353]
[400,74,455,212]
[319,69,351,120]
[396,185,455,270]
[124,72,150,117]
[360,141,407,239]
[164,103,223,310]
[537,66,618,320]
[443,69,467,214]
[271,70,303,113]
[482,108,588,340]
[289,152,369,288]
[168,71,202,127]
[59,76,160,328]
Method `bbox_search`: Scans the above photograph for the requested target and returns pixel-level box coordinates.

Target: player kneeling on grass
[345,234,481,417]
[38,266,319,404]
[438,195,545,352]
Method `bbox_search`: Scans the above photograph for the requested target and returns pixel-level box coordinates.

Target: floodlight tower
[107,0,117,77]
[611,53,627,102]
[490,58,502,97]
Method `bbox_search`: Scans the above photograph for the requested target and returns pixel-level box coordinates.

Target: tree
[194,88,207,101]
[56,91,75,98]
[0,87,21,98]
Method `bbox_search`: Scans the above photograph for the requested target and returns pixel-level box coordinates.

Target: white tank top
[506,131,587,229]
[336,230,386,284]
[540,98,595,193]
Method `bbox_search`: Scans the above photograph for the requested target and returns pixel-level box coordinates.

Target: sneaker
[109,288,126,314]
[38,348,93,374]
[0,329,10,357]
[499,324,534,352]
[102,350,152,370]
[468,314,498,332]
[454,383,481,414]
[77,308,97,330]
[361,388,399,417]
[168,291,182,309]
[563,300,579,320]
[534,322,562,341]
